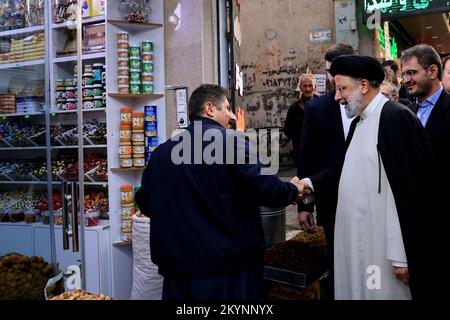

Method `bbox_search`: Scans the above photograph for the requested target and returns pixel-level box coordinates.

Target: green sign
[365,0,450,20]
[378,27,398,58]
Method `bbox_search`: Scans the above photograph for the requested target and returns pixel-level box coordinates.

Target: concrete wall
[164,0,216,137]
[239,0,336,162]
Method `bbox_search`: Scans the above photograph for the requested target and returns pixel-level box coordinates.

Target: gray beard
[345,90,363,118]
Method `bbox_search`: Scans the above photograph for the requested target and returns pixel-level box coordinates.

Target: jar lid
[93,63,104,67]
[132,129,145,133]
[120,124,132,129]
[120,141,132,146]
[83,72,93,76]
[119,154,132,159]
[92,84,103,88]
[83,97,93,101]
[66,98,77,102]
[94,96,103,100]
[120,107,132,112]
[133,155,145,158]
[66,86,75,90]
[120,185,133,191]
[133,142,145,146]
[132,112,144,117]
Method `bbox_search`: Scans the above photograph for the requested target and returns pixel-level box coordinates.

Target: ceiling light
[425,26,433,29]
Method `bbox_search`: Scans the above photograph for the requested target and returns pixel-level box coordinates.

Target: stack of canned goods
[120,185,134,241]
[119,107,133,168]
[141,40,154,94]
[131,112,145,167]
[129,46,141,94]
[144,105,158,163]
[55,65,78,111]
[117,31,130,94]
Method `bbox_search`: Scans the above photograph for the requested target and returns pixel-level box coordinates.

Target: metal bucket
[260,206,286,249]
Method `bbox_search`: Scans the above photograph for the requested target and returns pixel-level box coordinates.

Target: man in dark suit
[296,43,355,299]
[400,44,450,295]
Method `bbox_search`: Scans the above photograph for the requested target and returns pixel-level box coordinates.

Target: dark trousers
[162,265,264,301]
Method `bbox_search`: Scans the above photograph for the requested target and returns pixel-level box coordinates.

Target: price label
[51,112,56,117]
[24,114,30,119]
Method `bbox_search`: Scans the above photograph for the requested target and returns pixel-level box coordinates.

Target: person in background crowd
[442,55,450,92]
[298,55,434,300]
[284,74,318,165]
[296,43,355,300]
[400,45,450,298]
[380,81,399,102]
[135,84,304,301]
[382,60,413,105]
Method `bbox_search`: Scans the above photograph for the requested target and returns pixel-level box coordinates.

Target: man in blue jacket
[135,84,302,300]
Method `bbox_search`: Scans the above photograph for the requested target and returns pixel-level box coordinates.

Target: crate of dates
[55,126,78,146]
[83,120,106,145]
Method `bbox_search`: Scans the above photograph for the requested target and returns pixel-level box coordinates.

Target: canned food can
[142,40,153,53]
[144,105,157,121]
[117,31,129,41]
[118,76,129,85]
[142,63,153,73]
[93,98,104,109]
[129,71,141,82]
[118,67,130,77]
[129,59,141,71]
[141,74,153,82]
[92,84,103,97]
[130,83,141,94]
[129,46,140,58]
[142,82,154,94]
[145,121,157,137]
[118,85,129,94]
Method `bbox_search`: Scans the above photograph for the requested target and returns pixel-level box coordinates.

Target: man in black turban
[296,54,434,300]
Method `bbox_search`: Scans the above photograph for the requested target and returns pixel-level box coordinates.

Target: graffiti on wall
[242,47,309,164]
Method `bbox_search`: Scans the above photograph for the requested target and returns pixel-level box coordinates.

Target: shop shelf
[108,20,163,33]
[0,59,45,70]
[52,15,106,29]
[0,25,45,37]
[110,168,144,173]
[0,112,44,119]
[112,240,132,247]
[53,52,106,63]
[108,93,164,99]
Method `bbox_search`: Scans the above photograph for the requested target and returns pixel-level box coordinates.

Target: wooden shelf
[108,20,163,32]
[108,93,164,99]
[113,240,132,247]
[110,167,145,173]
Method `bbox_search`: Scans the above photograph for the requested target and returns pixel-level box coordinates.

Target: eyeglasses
[401,65,433,81]
[400,69,420,81]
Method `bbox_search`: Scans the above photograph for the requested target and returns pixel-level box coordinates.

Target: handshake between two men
[289,177,316,233]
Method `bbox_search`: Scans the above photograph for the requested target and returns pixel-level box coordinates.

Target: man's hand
[298,211,316,232]
[289,177,311,204]
[236,107,245,131]
[393,266,409,286]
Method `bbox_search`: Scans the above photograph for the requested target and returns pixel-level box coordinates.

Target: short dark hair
[400,44,443,80]
[442,55,450,71]
[325,43,355,63]
[382,60,399,73]
[188,84,229,121]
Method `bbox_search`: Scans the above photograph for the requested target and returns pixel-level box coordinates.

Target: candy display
[120,0,150,23]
